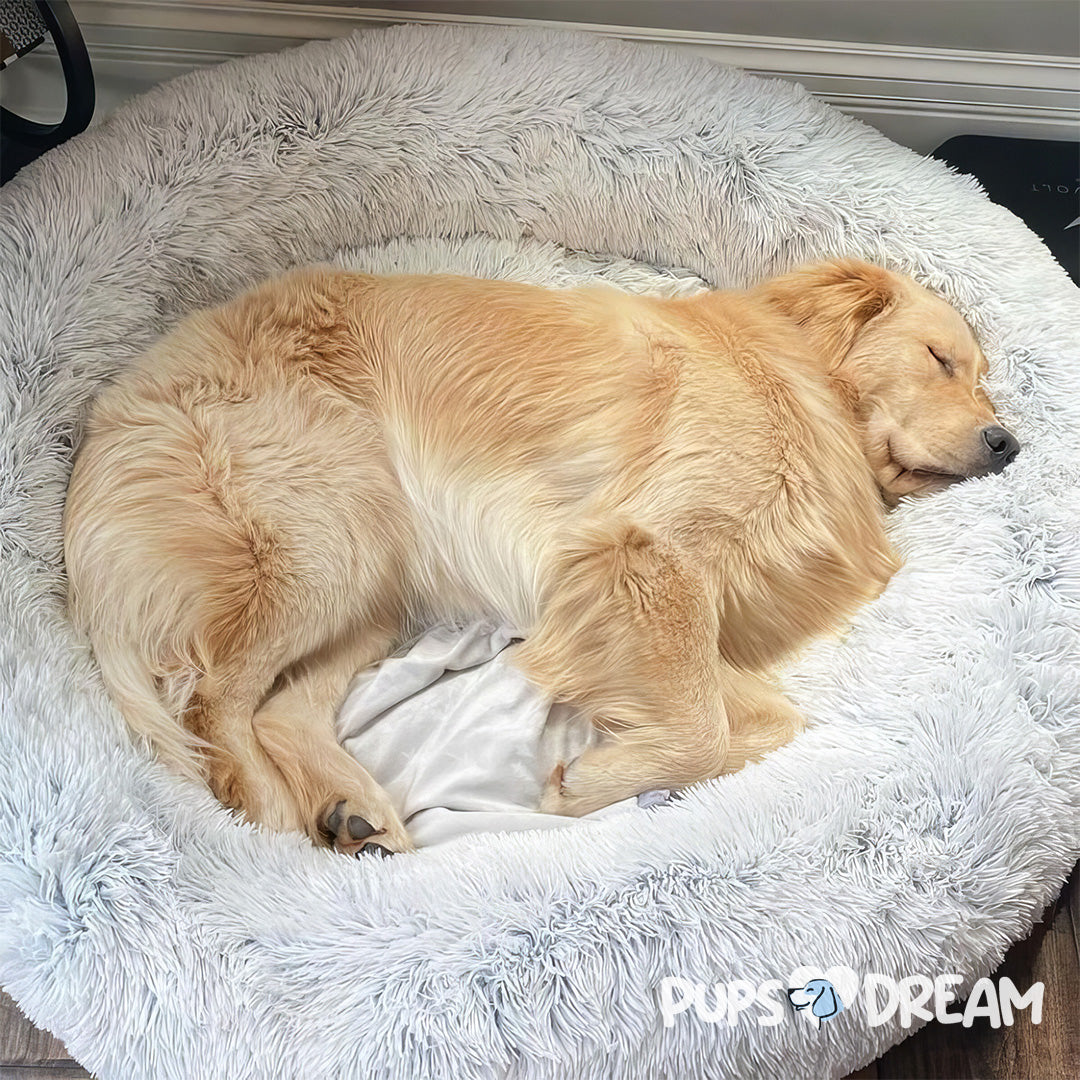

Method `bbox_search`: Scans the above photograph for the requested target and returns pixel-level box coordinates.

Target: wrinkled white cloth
[337,621,665,846]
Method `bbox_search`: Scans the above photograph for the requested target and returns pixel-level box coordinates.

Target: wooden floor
[2,864,1077,1079]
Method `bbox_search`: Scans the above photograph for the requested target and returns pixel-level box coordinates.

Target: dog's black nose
[982,426,1020,472]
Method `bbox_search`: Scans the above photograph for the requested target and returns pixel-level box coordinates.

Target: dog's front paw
[319,797,413,857]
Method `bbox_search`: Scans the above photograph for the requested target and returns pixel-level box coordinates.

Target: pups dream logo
[660,965,1044,1030]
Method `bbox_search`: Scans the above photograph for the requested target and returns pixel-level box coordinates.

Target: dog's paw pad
[346,813,375,840]
[319,798,409,856]
[359,842,395,858]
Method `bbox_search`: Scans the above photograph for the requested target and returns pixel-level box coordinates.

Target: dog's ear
[757,259,898,369]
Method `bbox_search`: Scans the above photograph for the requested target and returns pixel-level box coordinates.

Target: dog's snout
[981,425,1020,472]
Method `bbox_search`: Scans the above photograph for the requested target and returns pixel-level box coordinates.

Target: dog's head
[761,259,1020,503]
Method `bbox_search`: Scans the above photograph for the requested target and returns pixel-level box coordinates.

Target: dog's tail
[89,634,211,782]
[63,399,231,785]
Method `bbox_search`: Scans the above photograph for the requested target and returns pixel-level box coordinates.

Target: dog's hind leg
[515,519,730,817]
[720,667,805,773]
[184,672,306,834]
[252,626,413,856]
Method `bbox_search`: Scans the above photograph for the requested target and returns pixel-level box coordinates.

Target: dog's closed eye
[928,346,953,375]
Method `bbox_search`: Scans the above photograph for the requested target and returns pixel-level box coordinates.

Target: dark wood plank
[0,990,84,1071]
[989,865,1077,1080]
[0,1069,95,1079]
[845,1064,880,1079]
[1069,860,1080,973]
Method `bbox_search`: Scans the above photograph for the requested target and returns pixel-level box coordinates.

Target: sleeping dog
[63,259,1019,854]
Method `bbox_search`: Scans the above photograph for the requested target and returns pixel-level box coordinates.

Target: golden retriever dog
[63,259,1019,856]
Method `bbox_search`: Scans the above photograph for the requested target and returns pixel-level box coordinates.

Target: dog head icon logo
[787,978,846,1025]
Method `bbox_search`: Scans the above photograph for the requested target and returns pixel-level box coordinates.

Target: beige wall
[374,0,1080,57]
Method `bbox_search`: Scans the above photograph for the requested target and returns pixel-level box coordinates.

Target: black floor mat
[932,135,1079,284]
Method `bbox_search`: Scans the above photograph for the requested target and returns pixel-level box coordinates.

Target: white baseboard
[10,0,1078,152]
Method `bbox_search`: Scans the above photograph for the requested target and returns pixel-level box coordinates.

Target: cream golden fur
[63,259,1019,855]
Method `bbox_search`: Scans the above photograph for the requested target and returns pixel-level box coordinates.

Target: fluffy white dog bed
[1,24,1078,1080]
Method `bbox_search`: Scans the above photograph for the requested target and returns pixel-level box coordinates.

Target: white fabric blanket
[339,620,666,847]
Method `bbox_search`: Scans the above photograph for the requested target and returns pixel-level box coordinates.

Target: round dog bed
[1,24,1077,1080]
